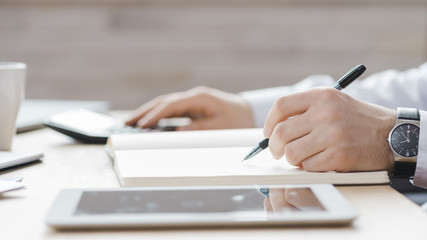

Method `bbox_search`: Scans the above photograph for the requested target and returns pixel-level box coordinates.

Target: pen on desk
[242,64,366,162]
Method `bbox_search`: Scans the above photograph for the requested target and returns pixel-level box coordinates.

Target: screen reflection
[75,187,325,217]
[262,188,325,214]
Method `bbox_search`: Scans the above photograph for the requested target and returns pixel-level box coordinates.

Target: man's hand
[264,188,324,214]
[126,86,255,130]
[263,188,297,213]
[263,87,396,172]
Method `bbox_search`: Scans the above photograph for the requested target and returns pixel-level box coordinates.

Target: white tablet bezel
[45,184,357,229]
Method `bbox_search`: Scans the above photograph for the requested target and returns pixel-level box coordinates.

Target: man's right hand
[263,87,396,173]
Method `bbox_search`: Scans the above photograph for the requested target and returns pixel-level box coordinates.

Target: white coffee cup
[0,62,26,151]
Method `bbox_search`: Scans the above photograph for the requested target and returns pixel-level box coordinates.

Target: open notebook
[106,128,390,187]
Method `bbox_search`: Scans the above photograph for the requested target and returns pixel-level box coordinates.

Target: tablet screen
[75,187,325,216]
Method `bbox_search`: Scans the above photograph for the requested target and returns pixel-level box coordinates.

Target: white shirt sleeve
[240,62,427,127]
[343,62,427,110]
[414,111,427,188]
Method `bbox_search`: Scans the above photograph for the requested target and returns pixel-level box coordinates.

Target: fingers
[273,129,328,167]
[125,97,163,126]
[126,87,212,128]
[264,88,347,166]
[267,110,317,160]
[265,188,323,214]
[263,90,314,138]
[300,149,345,172]
[268,188,298,213]
[126,86,223,129]
[297,140,358,172]
[126,86,255,130]
[263,198,273,213]
[284,188,323,210]
[125,88,200,127]
[268,189,287,213]
[135,95,206,128]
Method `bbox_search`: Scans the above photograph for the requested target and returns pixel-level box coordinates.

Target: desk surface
[2,128,427,240]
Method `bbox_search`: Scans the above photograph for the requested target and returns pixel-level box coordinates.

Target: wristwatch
[388,108,420,178]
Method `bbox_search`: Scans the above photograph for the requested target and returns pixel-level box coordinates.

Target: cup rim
[0,62,27,70]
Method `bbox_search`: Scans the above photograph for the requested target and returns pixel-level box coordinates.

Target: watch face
[390,123,419,157]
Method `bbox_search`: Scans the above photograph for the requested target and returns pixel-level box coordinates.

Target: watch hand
[412,129,419,136]
[401,132,409,141]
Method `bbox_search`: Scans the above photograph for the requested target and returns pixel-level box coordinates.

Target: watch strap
[397,107,420,121]
[392,161,416,179]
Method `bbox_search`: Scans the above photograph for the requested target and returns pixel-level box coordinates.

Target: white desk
[1,128,427,239]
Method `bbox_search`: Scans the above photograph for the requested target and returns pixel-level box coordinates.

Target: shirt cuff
[413,110,427,188]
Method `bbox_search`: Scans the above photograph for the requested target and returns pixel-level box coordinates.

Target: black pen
[242,64,366,161]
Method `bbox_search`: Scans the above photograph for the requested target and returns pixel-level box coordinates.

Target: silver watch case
[388,118,420,163]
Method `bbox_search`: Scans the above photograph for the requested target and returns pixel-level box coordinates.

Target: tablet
[45,184,357,229]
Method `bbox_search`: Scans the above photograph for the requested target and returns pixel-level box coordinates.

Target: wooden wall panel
[0,1,426,108]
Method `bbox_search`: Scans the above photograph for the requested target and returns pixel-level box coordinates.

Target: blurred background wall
[0,0,426,109]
